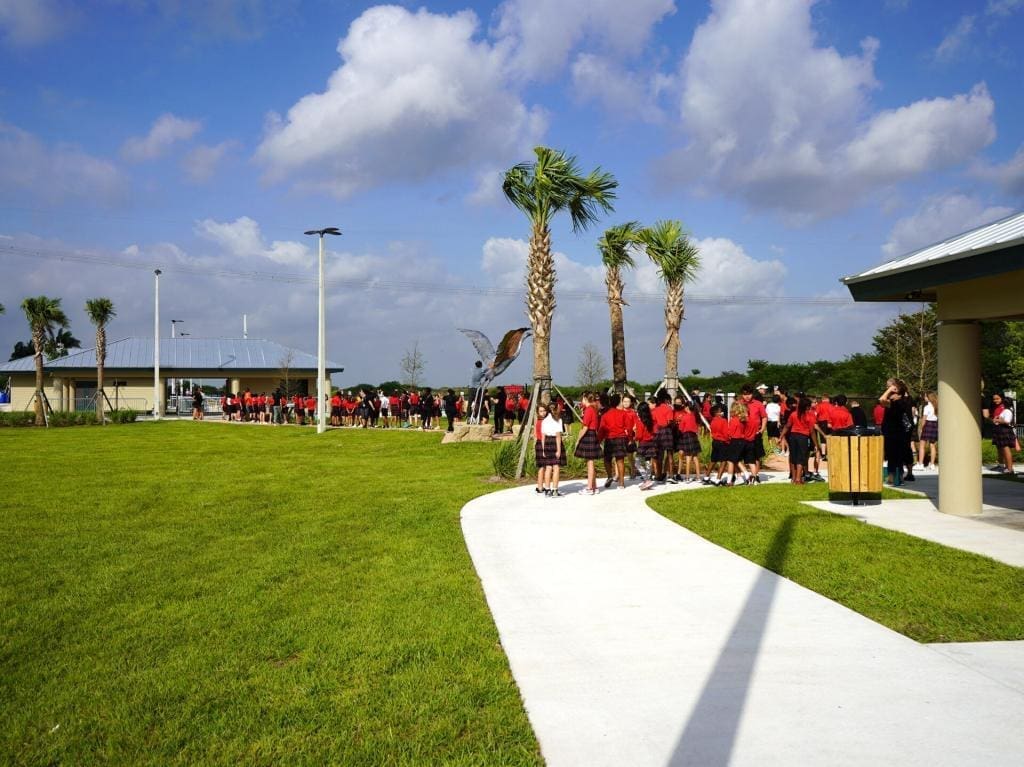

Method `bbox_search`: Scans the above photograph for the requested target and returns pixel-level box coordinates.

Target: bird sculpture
[457,327,532,423]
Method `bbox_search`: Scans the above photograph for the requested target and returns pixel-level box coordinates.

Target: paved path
[462,479,1024,766]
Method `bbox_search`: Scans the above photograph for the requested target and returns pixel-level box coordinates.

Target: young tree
[400,340,426,388]
[599,222,641,394]
[503,146,617,402]
[278,349,296,397]
[85,298,116,424]
[638,221,701,397]
[576,342,608,389]
[21,296,70,425]
[872,305,937,396]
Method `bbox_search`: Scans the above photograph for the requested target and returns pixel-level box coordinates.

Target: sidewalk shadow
[668,515,797,766]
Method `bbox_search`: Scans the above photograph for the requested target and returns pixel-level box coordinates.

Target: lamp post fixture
[153,269,162,420]
[303,227,341,434]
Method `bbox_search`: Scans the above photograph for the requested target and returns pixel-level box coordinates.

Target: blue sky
[1,0,1023,388]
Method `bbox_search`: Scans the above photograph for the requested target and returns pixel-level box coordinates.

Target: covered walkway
[842,211,1024,516]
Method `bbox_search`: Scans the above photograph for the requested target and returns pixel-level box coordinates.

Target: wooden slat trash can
[826,433,883,505]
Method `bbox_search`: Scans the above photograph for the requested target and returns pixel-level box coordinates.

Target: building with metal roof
[1,337,342,415]
[842,210,1024,517]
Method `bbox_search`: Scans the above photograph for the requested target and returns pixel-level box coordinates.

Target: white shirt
[923,402,937,422]
[540,414,563,437]
[998,407,1014,425]
[765,402,781,423]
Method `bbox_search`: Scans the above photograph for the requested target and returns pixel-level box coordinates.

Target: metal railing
[72,396,148,413]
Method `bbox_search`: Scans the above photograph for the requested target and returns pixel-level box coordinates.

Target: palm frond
[599,221,641,269]
[638,220,701,285]
[85,298,116,326]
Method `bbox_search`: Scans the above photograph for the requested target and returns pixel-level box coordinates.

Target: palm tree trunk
[662,281,684,397]
[96,325,106,424]
[606,266,628,393]
[527,222,555,403]
[32,327,45,425]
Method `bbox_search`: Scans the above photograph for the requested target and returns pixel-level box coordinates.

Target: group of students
[529,378,997,497]
[532,384,793,497]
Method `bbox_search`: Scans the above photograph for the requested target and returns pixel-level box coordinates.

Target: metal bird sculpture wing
[457,328,495,365]
[491,327,532,378]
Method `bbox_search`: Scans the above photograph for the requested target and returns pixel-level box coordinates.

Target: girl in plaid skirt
[574,392,602,494]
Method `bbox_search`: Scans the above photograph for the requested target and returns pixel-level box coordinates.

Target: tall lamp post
[153,269,162,420]
[303,227,341,434]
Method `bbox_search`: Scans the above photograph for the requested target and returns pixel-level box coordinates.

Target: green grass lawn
[0,423,541,766]
[648,483,1024,643]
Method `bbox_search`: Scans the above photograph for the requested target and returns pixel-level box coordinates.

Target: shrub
[492,432,587,479]
[109,409,138,424]
[0,412,36,427]
[47,411,98,427]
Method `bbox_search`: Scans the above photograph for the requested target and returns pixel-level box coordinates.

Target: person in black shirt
[494,387,506,434]
[443,389,458,432]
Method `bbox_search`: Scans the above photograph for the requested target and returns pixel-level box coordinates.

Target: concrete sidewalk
[462,480,1024,766]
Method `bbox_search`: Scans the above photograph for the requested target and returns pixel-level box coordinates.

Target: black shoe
[604,478,614,489]
[666,477,679,484]
[904,474,916,482]
[535,488,544,494]
[551,490,563,497]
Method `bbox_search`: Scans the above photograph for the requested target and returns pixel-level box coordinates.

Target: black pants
[495,409,505,433]
[446,409,457,431]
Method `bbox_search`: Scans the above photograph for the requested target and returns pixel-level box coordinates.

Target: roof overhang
[842,239,1024,302]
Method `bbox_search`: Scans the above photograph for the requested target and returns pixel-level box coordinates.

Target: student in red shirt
[828,394,854,431]
[293,393,304,425]
[600,397,631,490]
[780,395,819,484]
[723,401,752,485]
[330,392,342,427]
[707,404,731,485]
[304,395,317,424]
[633,401,657,490]
[872,402,885,427]
[673,397,702,482]
[651,391,677,483]
[740,384,767,483]
[573,392,602,494]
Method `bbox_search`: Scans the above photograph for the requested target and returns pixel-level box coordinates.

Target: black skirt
[677,431,701,456]
[605,436,628,459]
[920,420,938,443]
[654,426,676,456]
[637,439,657,459]
[574,429,602,460]
[537,435,567,466]
[710,439,730,462]
[993,424,1017,448]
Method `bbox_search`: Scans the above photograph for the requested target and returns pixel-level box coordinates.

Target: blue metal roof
[0,337,342,373]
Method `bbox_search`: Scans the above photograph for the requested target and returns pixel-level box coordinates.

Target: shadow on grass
[668,514,797,766]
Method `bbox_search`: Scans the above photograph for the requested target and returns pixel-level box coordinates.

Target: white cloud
[570,53,670,123]
[121,113,202,162]
[495,0,676,79]
[934,15,975,62]
[181,140,237,183]
[986,0,1024,16]
[662,0,997,219]
[0,120,126,205]
[973,143,1024,196]
[882,193,1014,257]
[255,5,546,198]
[0,0,69,46]
[195,216,313,268]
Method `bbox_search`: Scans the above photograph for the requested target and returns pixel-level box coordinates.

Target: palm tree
[599,222,641,394]
[638,221,701,397]
[21,296,70,425]
[503,146,617,402]
[86,298,116,424]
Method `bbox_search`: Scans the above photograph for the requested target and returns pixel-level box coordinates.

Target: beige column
[157,377,166,417]
[54,377,63,410]
[230,377,241,393]
[68,381,76,412]
[937,320,981,516]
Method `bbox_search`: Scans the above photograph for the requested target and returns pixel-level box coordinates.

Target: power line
[0,242,878,307]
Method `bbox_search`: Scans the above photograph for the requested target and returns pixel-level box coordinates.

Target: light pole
[303,227,341,434]
[153,269,162,420]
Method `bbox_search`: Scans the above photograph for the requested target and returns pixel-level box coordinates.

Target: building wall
[6,370,327,412]
[936,270,1024,321]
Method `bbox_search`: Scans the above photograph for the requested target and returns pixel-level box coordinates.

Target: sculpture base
[441,423,495,444]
